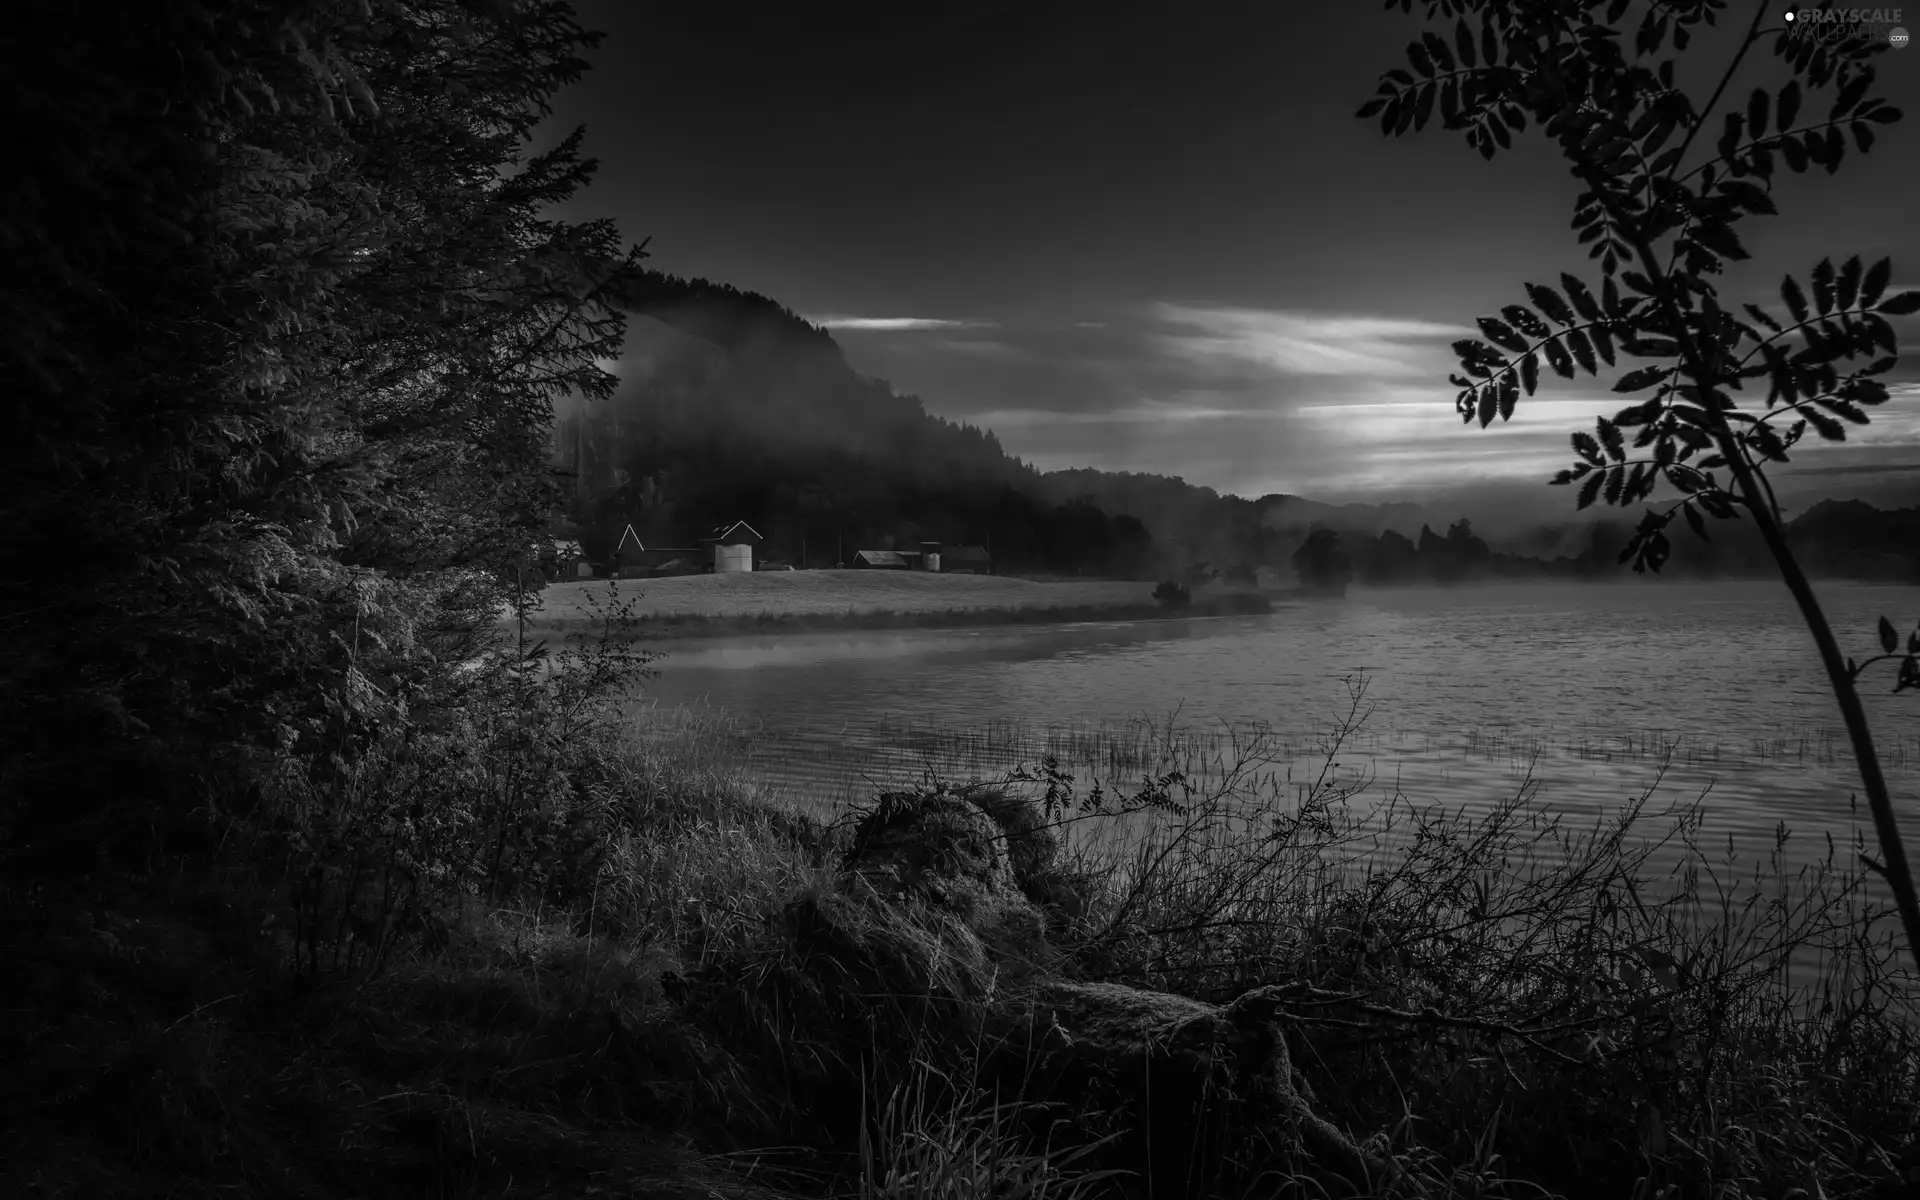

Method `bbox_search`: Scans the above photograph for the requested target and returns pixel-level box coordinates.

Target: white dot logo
[1892,26,1911,48]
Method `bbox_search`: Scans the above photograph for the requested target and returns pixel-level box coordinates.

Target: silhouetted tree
[1292,529,1353,596]
[1365,0,1920,964]
[1362,529,1419,584]
[3,0,644,832]
[1447,519,1491,565]
[1112,513,1155,578]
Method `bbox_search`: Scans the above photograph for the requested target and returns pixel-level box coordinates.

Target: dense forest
[555,275,1465,579]
[1338,502,1920,585]
[552,272,1161,576]
[5,1,650,819]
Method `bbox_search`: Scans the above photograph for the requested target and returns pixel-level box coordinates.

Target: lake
[630,579,1920,879]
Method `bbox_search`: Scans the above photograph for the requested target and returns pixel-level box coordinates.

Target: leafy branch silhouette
[1362,0,1920,968]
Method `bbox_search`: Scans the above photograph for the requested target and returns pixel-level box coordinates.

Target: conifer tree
[1,0,645,850]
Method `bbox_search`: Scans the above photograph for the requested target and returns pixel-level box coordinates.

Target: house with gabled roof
[613,524,650,574]
[551,538,592,579]
[700,520,764,573]
[605,524,699,578]
[940,545,992,574]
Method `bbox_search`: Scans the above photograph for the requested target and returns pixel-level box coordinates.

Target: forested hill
[555,271,1162,574]
[615,271,843,363]
[557,270,1404,576]
[554,271,1920,584]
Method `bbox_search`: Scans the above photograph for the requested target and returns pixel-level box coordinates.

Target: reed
[15,654,1917,1198]
[630,679,1920,1194]
[959,679,1920,1195]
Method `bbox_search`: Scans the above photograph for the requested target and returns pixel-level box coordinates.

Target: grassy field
[534,571,1150,619]
[504,570,1275,638]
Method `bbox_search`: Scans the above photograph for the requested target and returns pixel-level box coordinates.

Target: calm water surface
[634,580,1920,871]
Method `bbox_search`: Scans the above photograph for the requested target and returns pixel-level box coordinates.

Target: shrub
[1151,580,1191,609]
[1018,677,1920,1198]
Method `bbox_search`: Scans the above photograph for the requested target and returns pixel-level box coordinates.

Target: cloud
[923,336,1030,360]
[823,297,1920,503]
[808,314,996,331]
[1150,303,1463,378]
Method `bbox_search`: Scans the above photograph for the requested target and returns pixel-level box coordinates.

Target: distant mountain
[1788,499,1920,581]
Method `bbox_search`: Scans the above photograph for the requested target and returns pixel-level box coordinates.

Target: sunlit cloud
[822,297,1920,506]
[1283,380,1920,494]
[924,336,1029,360]
[1150,304,1463,378]
[809,314,996,331]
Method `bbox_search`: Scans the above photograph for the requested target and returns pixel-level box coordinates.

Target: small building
[610,524,704,578]
[700,520,764,574]
[852,549,914,570]
[551,538,592,580]
[613,524,650,576]
[941,545,992,575]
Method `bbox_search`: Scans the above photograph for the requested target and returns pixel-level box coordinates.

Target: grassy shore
[11,638,1919,1198]
[507,571,1279,640]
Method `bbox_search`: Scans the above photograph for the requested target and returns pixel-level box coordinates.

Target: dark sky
[544,2,1920,506]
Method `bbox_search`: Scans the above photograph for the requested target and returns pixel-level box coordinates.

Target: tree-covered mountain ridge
[552,269,1447,574]
[553,270,1920,582]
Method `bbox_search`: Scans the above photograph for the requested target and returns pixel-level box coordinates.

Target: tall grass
[637,676,1920,1194]
[852,1059,1123,1200]
[13,587,1920,1199]
[980,679,1920,1196]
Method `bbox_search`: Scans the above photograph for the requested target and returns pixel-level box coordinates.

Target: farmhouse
[551,538,592,580]
[613,524,650,576]
[612,525,702,578]
[701,520,764,573]
[941,545,992,574]
[851,549,913,570]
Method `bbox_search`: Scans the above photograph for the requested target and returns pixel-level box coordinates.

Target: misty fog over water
[635,579,1920,874]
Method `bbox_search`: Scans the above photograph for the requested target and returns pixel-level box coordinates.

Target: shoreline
[513,590,1284,643]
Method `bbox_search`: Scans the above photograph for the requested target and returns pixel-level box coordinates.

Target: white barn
[701,520,764,573]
